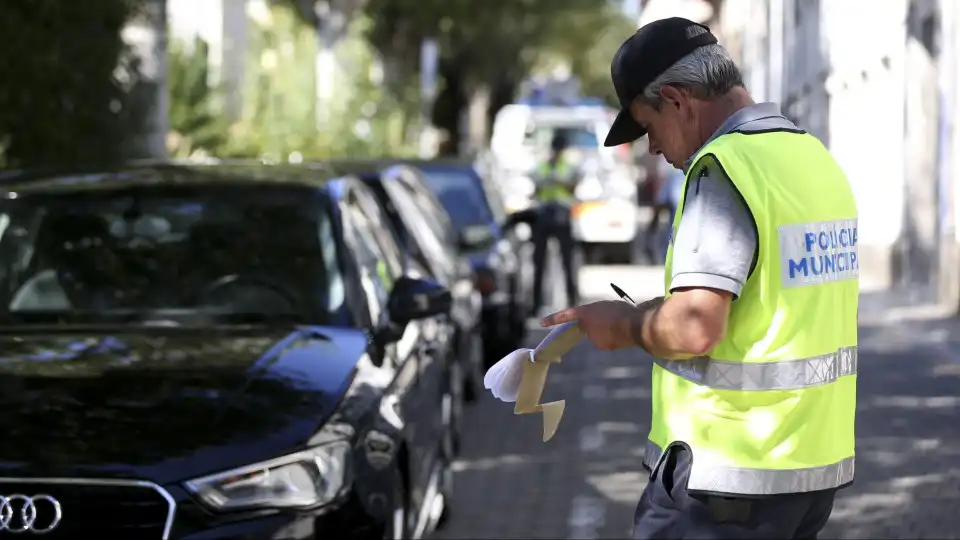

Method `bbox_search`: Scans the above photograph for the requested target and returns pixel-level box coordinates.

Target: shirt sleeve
[669,156,759,297]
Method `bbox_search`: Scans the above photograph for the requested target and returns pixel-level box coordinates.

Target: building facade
[707,0,960,307]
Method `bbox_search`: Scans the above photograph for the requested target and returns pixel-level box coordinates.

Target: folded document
[483,322,583,442]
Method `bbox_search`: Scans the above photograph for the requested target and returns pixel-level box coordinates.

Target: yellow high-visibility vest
[652,129,859,496]
[535,160,575,204]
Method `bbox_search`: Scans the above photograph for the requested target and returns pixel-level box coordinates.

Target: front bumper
[177,491,383,539]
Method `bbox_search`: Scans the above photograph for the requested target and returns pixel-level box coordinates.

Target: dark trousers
[634,445,838,540]
[532,209,578,311]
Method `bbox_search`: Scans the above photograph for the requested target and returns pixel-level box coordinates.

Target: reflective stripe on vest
[654,345,858,391]
[654,129,859,496]
[643,440,856,495]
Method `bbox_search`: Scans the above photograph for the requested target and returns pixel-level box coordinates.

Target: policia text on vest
[779,219,859,288]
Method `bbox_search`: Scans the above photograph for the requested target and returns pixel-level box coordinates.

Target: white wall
[821,0,908,249]
[716,0,919,288]
[942,0,960,244]
[688,0,957,296]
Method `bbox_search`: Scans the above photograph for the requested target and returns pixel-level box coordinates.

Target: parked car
[0,163,458,539]
[404,159,533,365]
[323,160,486,401]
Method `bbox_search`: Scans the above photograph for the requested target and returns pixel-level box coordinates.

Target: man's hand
[542,288,731,359]
[541,300,652,351]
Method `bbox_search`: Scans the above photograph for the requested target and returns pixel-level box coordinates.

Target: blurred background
[1,0,960,538]
[2,0,959,306]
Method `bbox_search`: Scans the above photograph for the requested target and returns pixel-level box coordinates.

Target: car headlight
[183,442,351,512]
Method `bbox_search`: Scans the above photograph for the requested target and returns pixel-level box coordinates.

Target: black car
[324,161,485,401]
[409,159,532,364]
[0,163,458,539]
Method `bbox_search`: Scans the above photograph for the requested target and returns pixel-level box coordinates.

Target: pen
[610,283,637,306]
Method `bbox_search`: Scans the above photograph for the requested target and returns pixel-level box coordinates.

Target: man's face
[628,86,700,169]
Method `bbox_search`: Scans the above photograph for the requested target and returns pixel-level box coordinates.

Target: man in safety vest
[541,17,857,539]
[530,131,579,314]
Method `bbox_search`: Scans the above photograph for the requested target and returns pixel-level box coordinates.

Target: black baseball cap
[603,17,718,147]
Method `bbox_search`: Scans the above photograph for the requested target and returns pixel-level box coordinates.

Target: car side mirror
[387,275,452,326]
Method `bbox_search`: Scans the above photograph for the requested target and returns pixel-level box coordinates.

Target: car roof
[0,160,346,196]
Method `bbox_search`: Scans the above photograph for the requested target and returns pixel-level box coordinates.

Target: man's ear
[659,85,685,110]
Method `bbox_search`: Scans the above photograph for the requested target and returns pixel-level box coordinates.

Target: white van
[490,103,641,264]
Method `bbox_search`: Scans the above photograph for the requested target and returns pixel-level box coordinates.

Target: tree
[360,0,626,155]
[222,3,415,160]
[538,5,638,106]
[166,37,231,158]
[0,0,147,168]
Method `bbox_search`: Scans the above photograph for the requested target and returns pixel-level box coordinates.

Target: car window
[384,179,456,281]
[398,171,457,250]
[354,186,404,278]
[524,125,598,150]
[419,167,495,231]
[0,185,349,325]
[363,180,413,253]
[343,189,395,325]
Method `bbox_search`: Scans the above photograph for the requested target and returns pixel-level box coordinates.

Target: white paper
[483,348,534,403]
[483,322,584,442]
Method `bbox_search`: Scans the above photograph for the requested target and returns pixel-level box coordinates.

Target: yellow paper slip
[513,322,584,442]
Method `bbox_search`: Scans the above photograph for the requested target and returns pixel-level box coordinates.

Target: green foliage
[222,4,416,161]
[362,0,621,89]
[353,0,635,154]
[539,6,638,106]
[222,4,319,159]
[0,0,146,168]
[166,37,230,158]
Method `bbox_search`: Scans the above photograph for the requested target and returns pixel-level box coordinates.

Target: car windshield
[0,184,349,326]
[524,125,599,149]
[418,167,494,231]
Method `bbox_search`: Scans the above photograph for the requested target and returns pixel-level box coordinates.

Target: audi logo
[0,494,62,533]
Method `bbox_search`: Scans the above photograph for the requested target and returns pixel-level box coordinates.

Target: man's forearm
[628,297,700,360]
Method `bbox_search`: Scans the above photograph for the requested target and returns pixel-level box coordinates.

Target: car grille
[0,479,174,539]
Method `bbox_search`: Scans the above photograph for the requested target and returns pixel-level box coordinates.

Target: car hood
[0,326,369,483]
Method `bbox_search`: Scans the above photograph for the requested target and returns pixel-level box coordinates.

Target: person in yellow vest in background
[541,17,858,539]
[531,131,581,314]
[530,131,580,314]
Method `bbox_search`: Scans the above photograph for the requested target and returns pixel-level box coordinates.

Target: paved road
[433,264,960,539]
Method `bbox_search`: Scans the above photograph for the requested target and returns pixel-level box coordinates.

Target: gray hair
[638,44,744,109]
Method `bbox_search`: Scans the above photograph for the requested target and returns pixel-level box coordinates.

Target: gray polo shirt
[669,103,800,297]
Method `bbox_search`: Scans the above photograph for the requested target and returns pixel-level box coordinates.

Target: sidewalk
[438,265,960,539]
